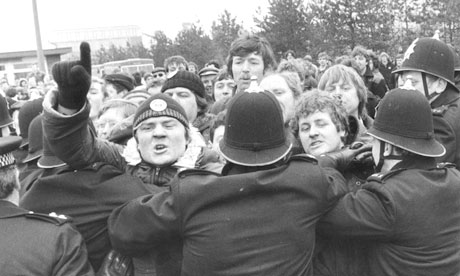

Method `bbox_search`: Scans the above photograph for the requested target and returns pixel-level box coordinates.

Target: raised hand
[52,42,91,109]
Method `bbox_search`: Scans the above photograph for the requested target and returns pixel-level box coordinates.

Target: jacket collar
[391,155,437,171]
[431,85,460,108]
[0,200,27,219]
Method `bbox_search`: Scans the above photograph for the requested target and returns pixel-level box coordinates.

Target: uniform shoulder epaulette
[24,211,71,226]
[289,154,318,164]
[432,105,448,117]
[178,168,221,178]
[367,168,406,183]
[436,162,456,169]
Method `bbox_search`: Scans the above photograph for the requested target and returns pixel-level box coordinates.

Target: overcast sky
[1,0,268,52]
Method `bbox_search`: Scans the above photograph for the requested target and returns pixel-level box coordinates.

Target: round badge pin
[150,99,167,112]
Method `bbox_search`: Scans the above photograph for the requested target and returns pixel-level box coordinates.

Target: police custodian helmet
[368,88,445,157]
[219,84,292,166]
[393,37,458,91]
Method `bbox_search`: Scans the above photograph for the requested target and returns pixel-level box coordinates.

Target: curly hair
[291,89,349,141]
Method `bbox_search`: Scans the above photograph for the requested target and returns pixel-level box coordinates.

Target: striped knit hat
[133,93,189,132]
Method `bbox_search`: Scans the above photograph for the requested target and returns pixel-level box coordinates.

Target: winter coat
[108,156,348,276]
[431,85,460,168]
[20,163,154,271]
[0,200,94,276]
[318,156,460,275]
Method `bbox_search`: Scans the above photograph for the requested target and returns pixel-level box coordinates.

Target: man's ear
[383,143,393,157]
[433,78,448,93]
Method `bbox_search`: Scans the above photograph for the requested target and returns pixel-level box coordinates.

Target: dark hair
[351,46,369,60]
[226,34,277,78]
[196,93,209,117]
[164,55,189,72]
[188,62,198,73]
[209,110,227,142]
[215,68,231,81]
[5,86,17,98]
[205,60,221,69]
[0,165,18,199]
[105,81,126,94]
[284,50,296,59]
[132,72,142,86]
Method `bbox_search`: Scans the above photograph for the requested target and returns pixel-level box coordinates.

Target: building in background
[0,47,72,84]
[0,25,145,84]
[50,25,143,60]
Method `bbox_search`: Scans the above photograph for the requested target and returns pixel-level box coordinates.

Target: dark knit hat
[0,136,21,168]
[0,94,13,128]
[104,73,135,91]
[133,93,189,132]
[161,70,205,99]
[23,115,43,163]
[18,98,43,148]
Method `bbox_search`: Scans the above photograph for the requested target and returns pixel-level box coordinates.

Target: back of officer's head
[0,136,21,199]
[219,88,292,167]
[368,87,445,158]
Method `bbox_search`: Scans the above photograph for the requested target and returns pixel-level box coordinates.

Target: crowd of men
[1,31,460,276]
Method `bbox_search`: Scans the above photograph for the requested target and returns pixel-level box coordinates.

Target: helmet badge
[402,38,418,64]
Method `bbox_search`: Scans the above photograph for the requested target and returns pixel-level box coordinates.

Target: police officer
[393,37,460,168]
[318,87,460,275]
[0,136,94,275]
[107,87,367,275]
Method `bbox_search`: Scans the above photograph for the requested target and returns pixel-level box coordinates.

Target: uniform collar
[431,85,460,108]
[0,200,27,219]
[391,155,437,171]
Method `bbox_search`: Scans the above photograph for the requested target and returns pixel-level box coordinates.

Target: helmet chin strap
[375,141,385,172]
[374,141,404,172]
[422,73,439,101]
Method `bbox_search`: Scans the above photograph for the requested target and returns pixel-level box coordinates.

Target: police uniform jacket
[0,200,94,275]
[108,155,347,276]
[431,85,460,168]
[318,156,460,275]
[20,163,154,271]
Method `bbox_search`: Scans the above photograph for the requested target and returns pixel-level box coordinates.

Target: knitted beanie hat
[133,93,189,132]
[161,70,205,99]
